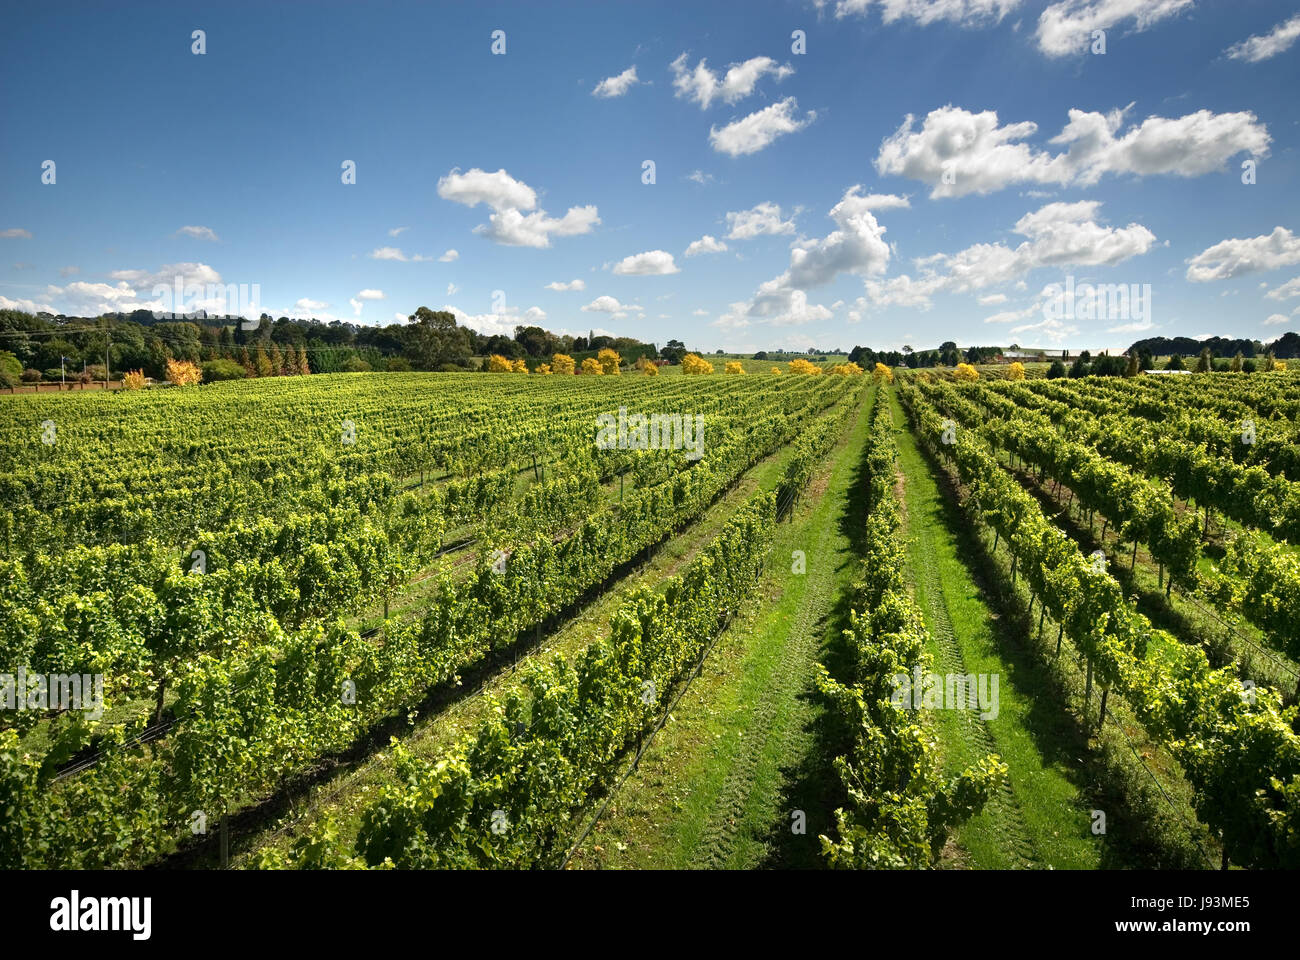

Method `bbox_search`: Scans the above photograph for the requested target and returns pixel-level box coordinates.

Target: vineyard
[1,367,1297,871]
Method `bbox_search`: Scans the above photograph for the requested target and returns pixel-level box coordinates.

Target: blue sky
[2,0,1298,352]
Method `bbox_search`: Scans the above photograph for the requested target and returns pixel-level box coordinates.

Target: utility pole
[104,332,110,390]
[60,356,66,391]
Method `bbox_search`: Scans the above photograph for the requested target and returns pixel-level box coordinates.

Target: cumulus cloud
[438,168,599,248]
[979,292,1008,305]
[349,298,363,316]
[876,104,1269,198]
[818,0,1022,27]
[612,250,680,275]
[1226,14,1300,62]
[864,200,1156,309]
[717,186,899,328]
[1036,0,1193,58]
[545,279,586,291]
[176,225,219,241]
[439,249,458,262]
[726,202,798,240]
[356,289,384,301]
[1264,313,1289,325]
[296,298,328,312]
[1265,277,1300,301]
[581,295,634,317]
[670,54,793,109]
[710,98,816,156]
[685,235,728,257]
[0,294,57,313]
[447,282,459,295]
[593,66,640,98]
[1,228,34,238]
[1186,227,1300,282]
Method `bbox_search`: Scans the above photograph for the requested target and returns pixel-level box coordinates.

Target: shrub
[1006,361,1025,380]
[486,354,514,373]
[165,358,203,386]
[597,348,621,375]
[121,369,147,390]
[581,357,602,375]
[201,358,248,382]
[872,362,893,383]
[551,353,576,375]
[342,357,372,372]
[789,358,820,375]
[386,357,413,372]
[724,361,745,374]
[682,353,714,375]
[953,362,979,382]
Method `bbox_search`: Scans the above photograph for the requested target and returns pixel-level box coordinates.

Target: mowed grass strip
[885,387,1101,870]
[567,387,875,870]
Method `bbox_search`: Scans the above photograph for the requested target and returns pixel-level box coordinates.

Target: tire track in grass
[889,387,1100,870]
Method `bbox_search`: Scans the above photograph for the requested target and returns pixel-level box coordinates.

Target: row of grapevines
[817,390,1003,868]
[900,382,1300,868]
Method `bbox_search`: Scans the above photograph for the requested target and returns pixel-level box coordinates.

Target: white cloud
[1265,313,1289,325]
[670,54,793,109]
[447,282,459,295]
[692,308,710,316]
[296,298,328,312]
[1036,0,1193,58]
[726,202,799,240]
[709,98,816,157]
[58,266,80,277]
[0,228,32,239]
[176,225,219,242]
[0,294,56,313]
[1265,277,1300,301]
[545,279,586,291]
[876,104,1269,198]
[978,292,1008,305]
[685,235,728,257]
[388,226,409,237]
[593,66,640,98]
[368,247,436,262]
[717,185,898,328]
[1186,227,1300,282]
[477,205,600,248]
[357,289,384,301]
[612,250,680,275]
[819,0,1022,27]
[438,167,600,248]
[1226,14,1300,63]
[109,262,222,290]
[524,306,547,323]
[1009,316,1079,342]
[581,295,632,317]
[439,249,458,262]
[350,298,363,316]
[687,170,716,185]
[437,168,537,211]
[864,200,1156,309]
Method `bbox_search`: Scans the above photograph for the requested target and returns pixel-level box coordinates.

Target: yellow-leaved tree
[486,354,514,372]
[642,361,658,375]
[682,353,714,375]
[536,363,552,375]
[165,358,202,387]
[789,357,821,375]
[872,362,893,383]
[830,361,863,376]
[953,362,979,381]
[512,358,528,373]
[1006,361,1025,380]
[581,357,603,375]
[122,369,146,390]
[771,366,783,375]
[597,348,622,375]
[724,360,744,374]
[551,353,576,375]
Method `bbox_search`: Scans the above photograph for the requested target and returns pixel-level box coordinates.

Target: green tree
[405,307,470,370]
[1196,347,1212,373]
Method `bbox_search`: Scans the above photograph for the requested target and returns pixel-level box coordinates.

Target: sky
[2,0,1299,353]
